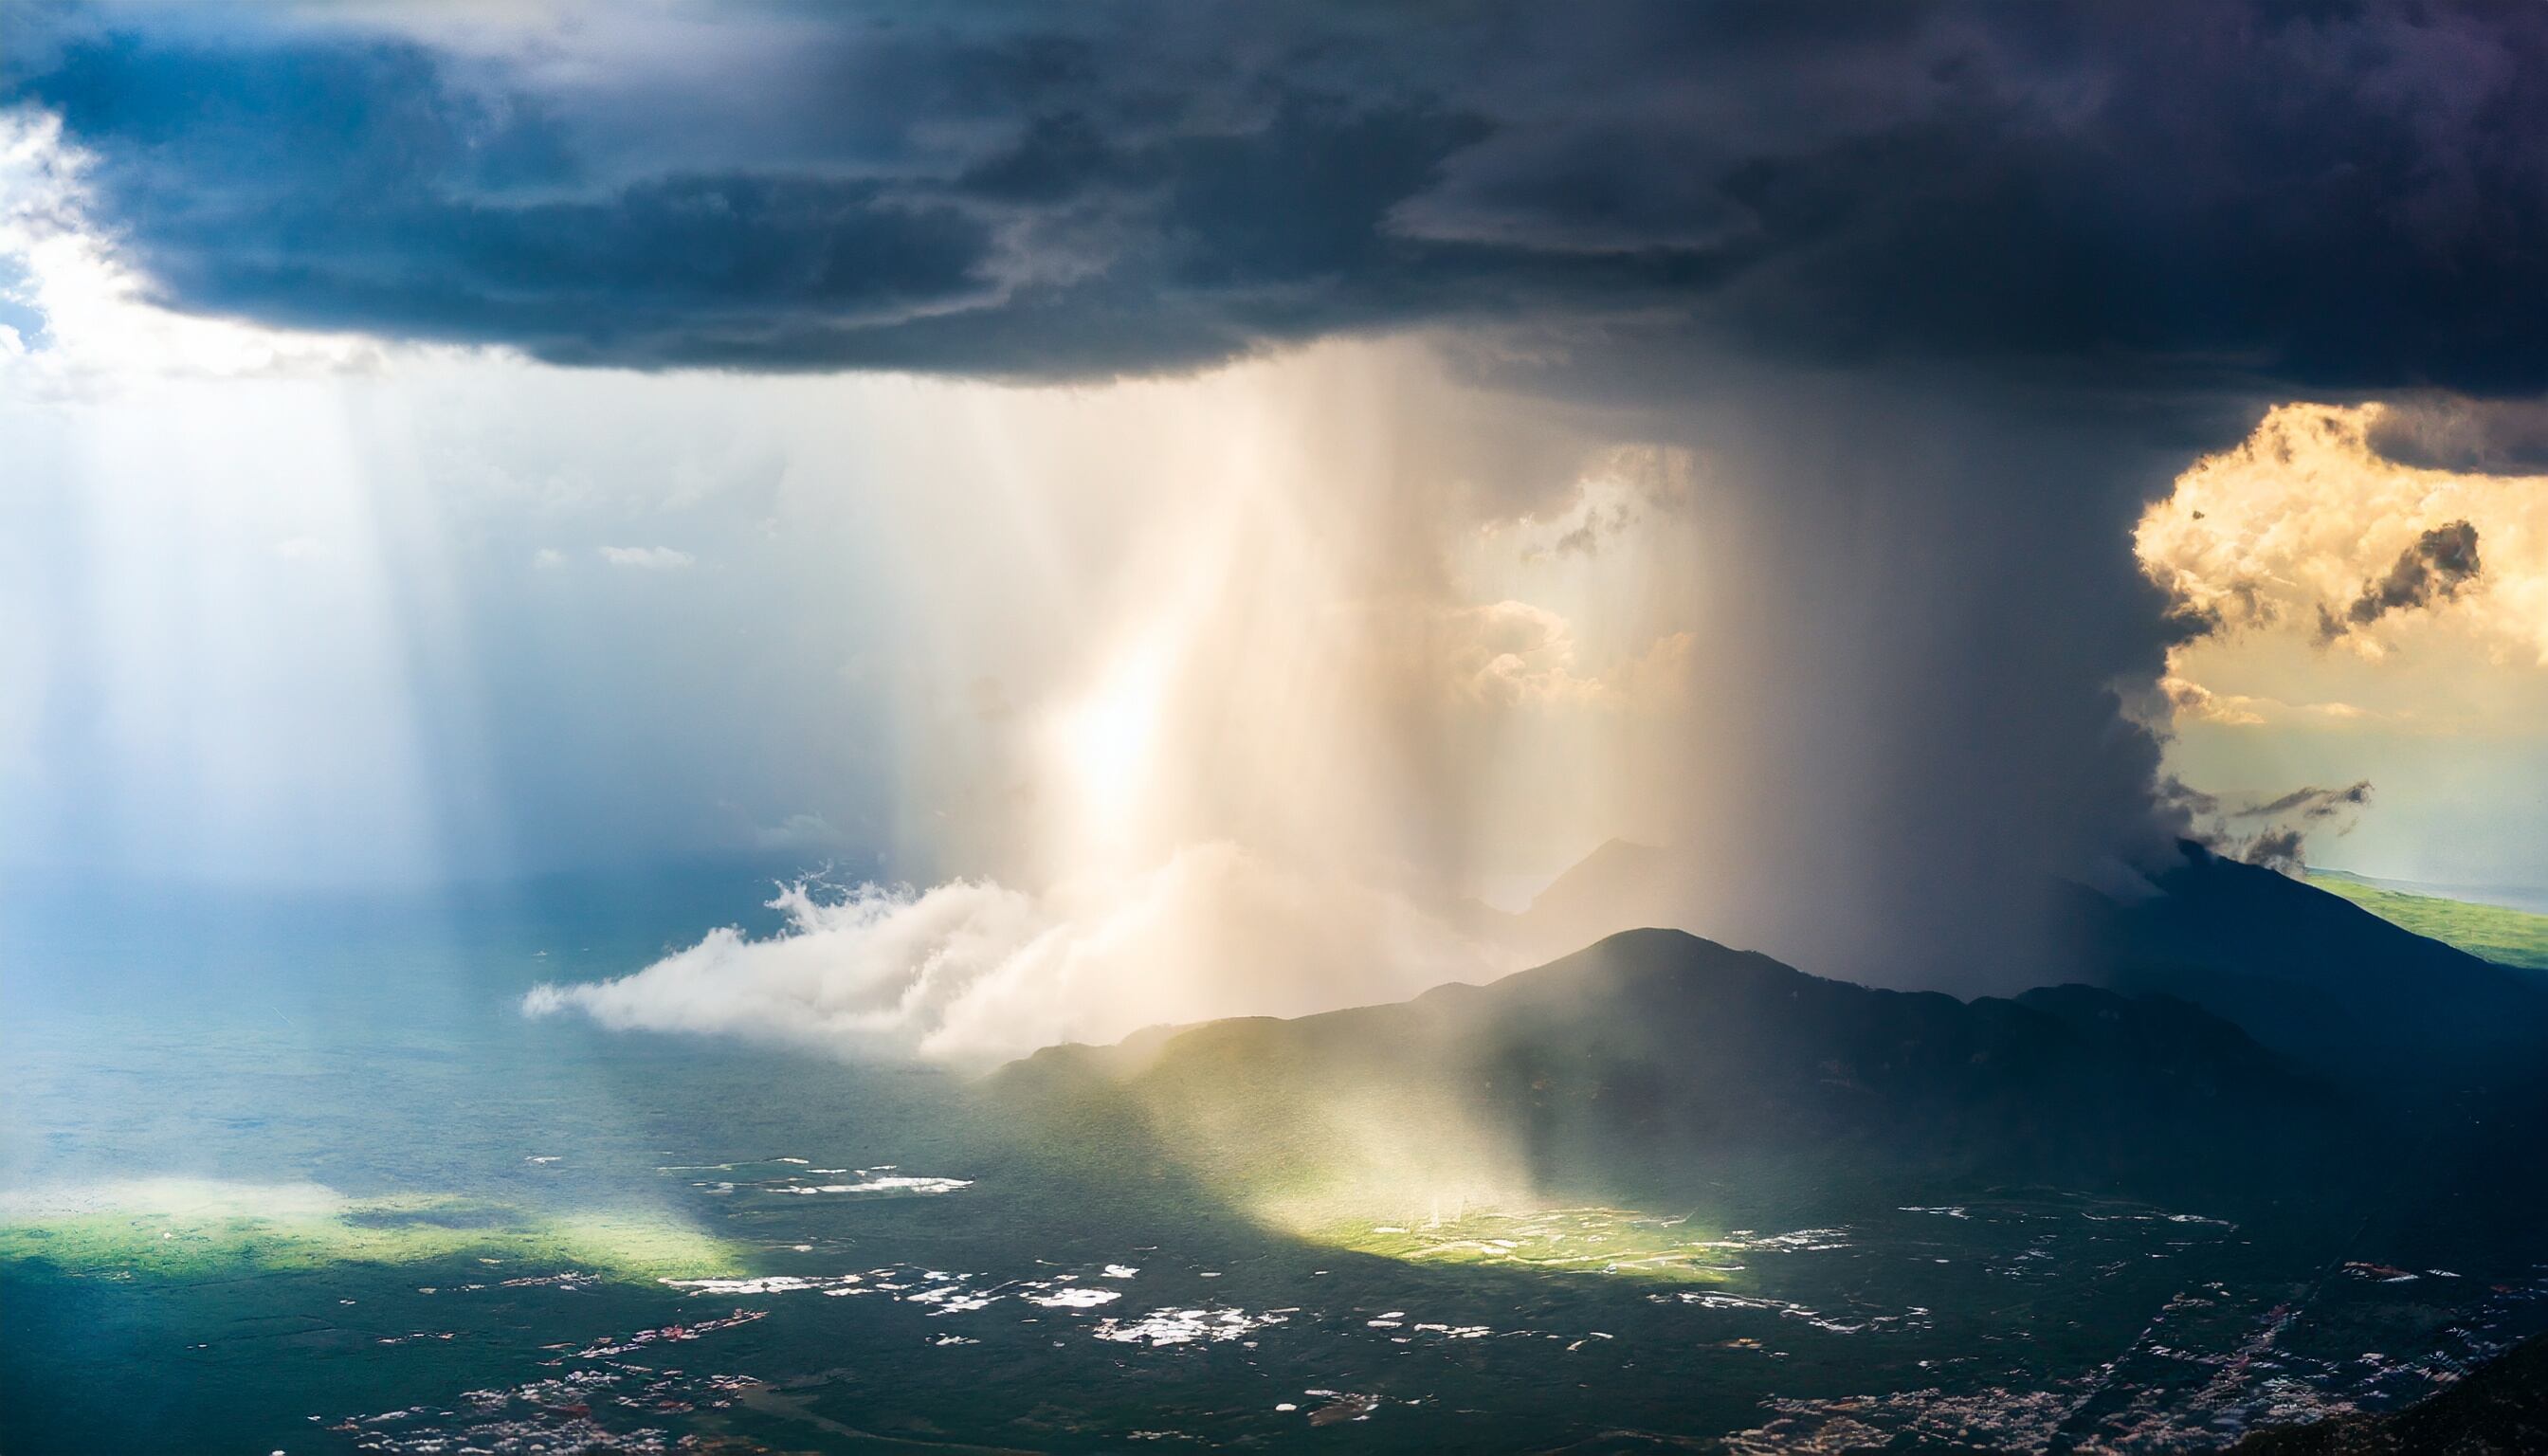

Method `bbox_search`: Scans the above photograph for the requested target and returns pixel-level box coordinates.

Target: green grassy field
[2307,871,2548,970]
[1313,1205,1751,1283]
[0,1180,739,1282]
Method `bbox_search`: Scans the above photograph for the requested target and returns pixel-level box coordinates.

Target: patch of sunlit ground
[1306,1205,1749,1284]
[0,1177,739,1282]
[2307,871,2548,970]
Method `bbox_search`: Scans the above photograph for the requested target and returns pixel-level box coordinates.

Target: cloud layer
[14,3,2548,389]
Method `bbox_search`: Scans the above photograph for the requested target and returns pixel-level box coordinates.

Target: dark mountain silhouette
[999,928,2340,1217]
[2059,841,2548,1069]
[2232,1335,2548,1454]
[1479,834,2548,1074]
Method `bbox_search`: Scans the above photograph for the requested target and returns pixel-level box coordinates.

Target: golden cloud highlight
[2138,402,2548,668]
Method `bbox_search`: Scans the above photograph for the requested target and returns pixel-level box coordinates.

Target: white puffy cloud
[1444,599,1606,706]
[523,841,1514,1065]
[2159,676,2375,729]
[596,545,695,570]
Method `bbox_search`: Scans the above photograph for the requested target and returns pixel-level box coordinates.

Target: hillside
[1468,837,2548,1074]
[2060,842,2548,1067]
[996,928,2339,1225]
[2305,871,2548,972]
[2233,1335,2548,1454]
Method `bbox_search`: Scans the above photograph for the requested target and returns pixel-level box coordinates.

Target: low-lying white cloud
[597,544,695,570]
[522,841,1513,1065]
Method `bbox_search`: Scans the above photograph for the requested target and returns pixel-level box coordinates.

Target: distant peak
[1527,837,1678,909]
[1574,836,1667,868]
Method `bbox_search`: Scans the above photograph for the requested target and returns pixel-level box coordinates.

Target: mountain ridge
[2231,1334,2548,1453]
[2060,840,2548,1066]
[996,927,2342,1220]
[1451,833,2548,1073]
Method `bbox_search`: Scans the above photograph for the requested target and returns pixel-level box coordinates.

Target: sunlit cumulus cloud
[2140,403,2548,878]
[2139,404,2548,671]
[524,843,1513,1065]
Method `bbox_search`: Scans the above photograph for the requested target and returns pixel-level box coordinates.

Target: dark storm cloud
[2163,780,2374,879]
[2156,777,2222,821]
[2240,828,2312,877]
[2236,780,2375,876]
[13,1,2548,387]
[2317,521,2483,642]
[2234,781,2375,824]
[2369,398,2548,474]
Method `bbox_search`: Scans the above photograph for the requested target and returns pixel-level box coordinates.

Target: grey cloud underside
[2320,521,2483,642]
[2367,398,2548,474]
[2236,782,2375,825]
[16,1,2548,388]
[2159,779,2375,879]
